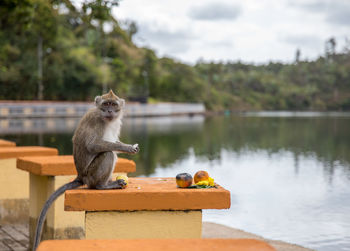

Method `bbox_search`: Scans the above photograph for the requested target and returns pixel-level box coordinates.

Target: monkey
[32,90,139,251]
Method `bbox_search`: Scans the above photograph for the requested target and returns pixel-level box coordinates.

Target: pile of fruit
[176,171,216,188]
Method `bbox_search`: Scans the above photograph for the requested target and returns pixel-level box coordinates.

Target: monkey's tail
[32,179,83,251]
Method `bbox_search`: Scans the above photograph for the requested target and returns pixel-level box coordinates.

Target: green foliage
[195,52,350,111]
[0,0,350,110]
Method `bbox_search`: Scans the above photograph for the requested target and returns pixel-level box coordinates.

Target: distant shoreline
[1,101,350,119]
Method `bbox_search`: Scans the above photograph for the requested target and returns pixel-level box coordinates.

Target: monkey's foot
[96,179,126,190]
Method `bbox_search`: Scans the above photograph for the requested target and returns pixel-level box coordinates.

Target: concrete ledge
[17,155,136,175]
[0,146,58,159]
[0,222,313,251]
[37,239,276,251]
[64,177,231,211]
[28,174,85,247]
[16,156,136,247]
[64,178,229,240]
[0,139,16,147]
[0,147,58,224]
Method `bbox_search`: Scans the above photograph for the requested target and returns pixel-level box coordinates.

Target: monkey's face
[95,90,125,121]
[95,97,125,121]
[101,99,124,121]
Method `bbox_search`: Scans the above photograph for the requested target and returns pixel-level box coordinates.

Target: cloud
[281,34,323,48]
[115,0,348,63]
[188,2,241,21]
[135,22,195,54]
[205,39,234,50]
[290,0,328,12]
[290,0,350,26]
[326,7,350,26]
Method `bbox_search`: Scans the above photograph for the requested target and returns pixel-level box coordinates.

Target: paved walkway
[0,224,28,251]
[0,222,313,251]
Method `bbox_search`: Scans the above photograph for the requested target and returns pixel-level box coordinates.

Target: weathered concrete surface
[202,222,314,251]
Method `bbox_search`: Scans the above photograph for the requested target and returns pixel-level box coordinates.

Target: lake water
[1,113,350,251]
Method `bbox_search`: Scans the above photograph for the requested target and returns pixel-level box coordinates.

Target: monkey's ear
[119,98,125,107]
[95,96,102,106]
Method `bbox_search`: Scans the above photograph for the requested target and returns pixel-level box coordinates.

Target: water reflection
[152,149,350,251]
[1,114,350,250]
[1,115,350,180]
[123,115,350,180]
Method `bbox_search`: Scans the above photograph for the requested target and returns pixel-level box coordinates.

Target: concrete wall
[0,115,205,135]
[0,102,205,118]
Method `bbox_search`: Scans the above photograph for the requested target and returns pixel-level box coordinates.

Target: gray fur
[72,96,139,188]
[32,91,139,251]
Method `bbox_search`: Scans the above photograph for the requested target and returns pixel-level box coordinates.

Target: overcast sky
[113,0,350,64]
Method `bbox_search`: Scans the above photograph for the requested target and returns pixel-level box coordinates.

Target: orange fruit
[194,170,209,184]
[176,173,193,188]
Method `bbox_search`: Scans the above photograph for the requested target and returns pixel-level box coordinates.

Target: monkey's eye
[111,103,117,106]
[103,102,110,107]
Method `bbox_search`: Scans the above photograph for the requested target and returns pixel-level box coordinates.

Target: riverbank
[0,101,205,118]
[203,222,314,251]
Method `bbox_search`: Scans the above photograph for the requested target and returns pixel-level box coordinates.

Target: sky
[112,0,350,64]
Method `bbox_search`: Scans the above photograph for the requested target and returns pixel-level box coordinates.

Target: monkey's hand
[128,143,139,154]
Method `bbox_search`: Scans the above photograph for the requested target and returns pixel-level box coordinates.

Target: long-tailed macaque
[32,90,139,251]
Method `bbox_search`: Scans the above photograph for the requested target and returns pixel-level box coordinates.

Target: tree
[295,48,301,63]
[325,37,336,58]
[123,20,138,40]
[82,0,120,92]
